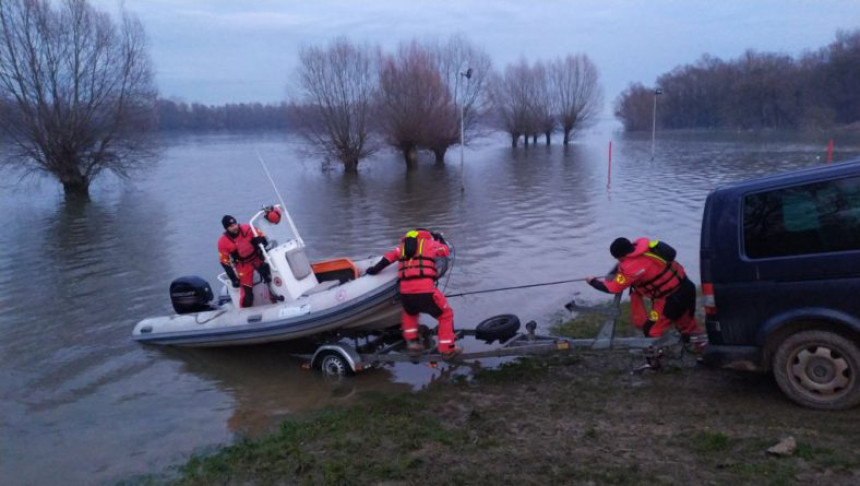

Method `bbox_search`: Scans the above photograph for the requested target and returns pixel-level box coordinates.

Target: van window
[743,176,860,258]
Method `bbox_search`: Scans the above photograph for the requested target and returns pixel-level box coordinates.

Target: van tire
[773,330,860,410]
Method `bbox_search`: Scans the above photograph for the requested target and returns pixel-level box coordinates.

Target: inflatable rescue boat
[132,205,447,347]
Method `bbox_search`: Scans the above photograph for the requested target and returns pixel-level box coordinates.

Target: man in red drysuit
[586,237,705,345]
[217,214,272,308]
[365,229,458,356]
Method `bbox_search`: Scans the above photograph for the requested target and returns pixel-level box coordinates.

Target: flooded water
[1,128,858,485]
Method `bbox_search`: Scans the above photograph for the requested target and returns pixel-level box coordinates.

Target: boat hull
[133,267,402,347]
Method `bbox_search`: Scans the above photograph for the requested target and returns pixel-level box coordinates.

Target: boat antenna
[256,150,288,211]
[256,150,304,246]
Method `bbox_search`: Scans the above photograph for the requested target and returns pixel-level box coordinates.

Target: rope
[445,277,589,298]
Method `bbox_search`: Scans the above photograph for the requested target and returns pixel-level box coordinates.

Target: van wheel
[773,330,860,410]
[317,352,353,377]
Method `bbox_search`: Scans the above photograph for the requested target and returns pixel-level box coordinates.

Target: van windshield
[743,175,860,258]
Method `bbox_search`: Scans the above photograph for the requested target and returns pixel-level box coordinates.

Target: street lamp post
[457,67,472,192]
[651,87,663,159]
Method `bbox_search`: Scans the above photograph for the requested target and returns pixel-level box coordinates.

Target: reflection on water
[1,129,858,485]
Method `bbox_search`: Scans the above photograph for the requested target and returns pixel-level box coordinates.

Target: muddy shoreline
[144,348,860,486]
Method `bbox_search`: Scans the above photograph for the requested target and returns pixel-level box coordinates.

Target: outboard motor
[170,276,215,314]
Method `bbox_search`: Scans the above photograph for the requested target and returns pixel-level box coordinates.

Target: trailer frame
[300,294,695,377]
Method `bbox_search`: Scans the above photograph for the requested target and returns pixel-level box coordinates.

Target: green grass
[690,430,733,453]
[169,392,494,486]
[550,297,637,339]
[796,443,856,469]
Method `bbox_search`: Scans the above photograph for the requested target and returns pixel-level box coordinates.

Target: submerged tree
[376,41,450,167]
[295,38,380,172]
[529,60,555,145]
[491,55,602,147]
[426,35,493,163]
[490,59,533,147]
[549,54,602,144]
[0,0,157,198]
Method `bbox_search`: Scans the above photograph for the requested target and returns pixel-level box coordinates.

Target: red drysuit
[370,230,456,354]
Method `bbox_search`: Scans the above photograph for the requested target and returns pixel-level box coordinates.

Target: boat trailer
[300,294,702,377]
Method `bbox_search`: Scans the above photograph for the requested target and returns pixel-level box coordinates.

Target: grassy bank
[128,303,860,485]
[145,355,860,486]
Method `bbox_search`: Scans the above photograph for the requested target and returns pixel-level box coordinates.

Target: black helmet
[610,237,634,258]
[221,215,237,229]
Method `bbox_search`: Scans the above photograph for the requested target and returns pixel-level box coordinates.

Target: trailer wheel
[475,314,521,343]
[316,351,353,377]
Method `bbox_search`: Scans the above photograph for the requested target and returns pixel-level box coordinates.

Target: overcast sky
[94,0,860,108]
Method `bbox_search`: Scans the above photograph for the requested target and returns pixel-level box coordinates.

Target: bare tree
[490,59,533,147]
[0,0,157,199]
[426,35,493,163]
[549,54,602,144]
[294,38,380,173]
[376,41,449,167]
[529,60,555,145]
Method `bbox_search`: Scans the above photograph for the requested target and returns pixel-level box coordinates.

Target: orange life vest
[397,230,439,281]
[633,247,685,299]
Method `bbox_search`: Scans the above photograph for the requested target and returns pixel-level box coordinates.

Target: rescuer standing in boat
[586,237,705,350]
[218,214,273,308]
[365,229,459,356]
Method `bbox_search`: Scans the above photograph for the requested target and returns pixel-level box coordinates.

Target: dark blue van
[700,158,860,410]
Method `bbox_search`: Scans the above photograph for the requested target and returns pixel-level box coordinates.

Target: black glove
[251,236,268,248]
[587,277,609,293]
[365,258,389,275]
[642,320,656,337]
[222,264,241,288]
[431,232,447,245]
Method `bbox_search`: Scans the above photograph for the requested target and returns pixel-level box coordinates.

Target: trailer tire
[475,314,520,343]
[316,351,354,377]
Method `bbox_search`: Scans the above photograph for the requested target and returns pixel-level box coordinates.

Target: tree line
[156,39,604,170]
[615,29,860,131]
[155,100,291,131]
